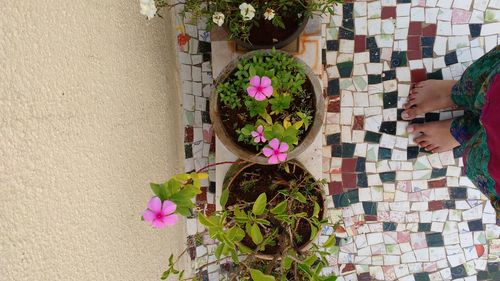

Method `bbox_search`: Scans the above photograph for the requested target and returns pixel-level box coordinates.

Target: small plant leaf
[198,213,215,227]
[252,193,267,216]
[249,269,275,281]
[270,201,287,215]
[228,226,245,242]
[313,202,320,218]
[250,223,263,245]
[220,188,229,207]
[322,235,337,248]
[150,183,168,201]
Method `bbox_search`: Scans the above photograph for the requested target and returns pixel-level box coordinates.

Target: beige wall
[0,1,189,280]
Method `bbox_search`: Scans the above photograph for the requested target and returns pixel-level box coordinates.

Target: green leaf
[270,201,287,215]
[173,173,191,182]
[150,183,168,201]
[228,226,245,242]
[250,223,263,245]
[198,213,215,227]
[236,242,253,254]
[310,225,318,241]
[249,269,275,281]
[313,202,320,218]
[322,235,336,248]
[215,243,224,259]
[252,193,267,216]
[220,188,229,207]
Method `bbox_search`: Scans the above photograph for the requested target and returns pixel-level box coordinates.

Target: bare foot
[402,80,457,120]
[407,120,460,153]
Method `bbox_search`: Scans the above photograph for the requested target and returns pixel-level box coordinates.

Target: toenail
[402,113,409,119]
[407,126,414,132]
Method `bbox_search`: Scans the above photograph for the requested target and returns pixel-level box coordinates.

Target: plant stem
[196,160,247,173]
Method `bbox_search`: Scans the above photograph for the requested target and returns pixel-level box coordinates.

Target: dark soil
[219,78,316,154]
[247,15,305,46]
[225,163,324,255]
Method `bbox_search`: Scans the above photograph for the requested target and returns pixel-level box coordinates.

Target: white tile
[396,16,410,28]
[481,22,500,36]
[355,17,368,35]
[426,8,440,23]
[452,24,470,36]
[368,19,382,36]
[368,1,382,19]
[397,4,411,16]
[453,0,473,10]
[437,0,453,8]
[474,0,491,11]
[437,20,452,35]
[437,8,452,21]
[411,7,425,21]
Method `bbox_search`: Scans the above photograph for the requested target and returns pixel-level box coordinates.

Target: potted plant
[142,161,339,280]
[139,0,342,49]
[210,49,323,165]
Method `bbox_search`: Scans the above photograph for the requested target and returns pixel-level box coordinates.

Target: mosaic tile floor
[173,0,500,280]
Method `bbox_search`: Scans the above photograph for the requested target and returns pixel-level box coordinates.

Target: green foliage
[217,82,241,109]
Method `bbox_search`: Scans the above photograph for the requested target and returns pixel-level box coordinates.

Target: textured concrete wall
[0,1,188,280]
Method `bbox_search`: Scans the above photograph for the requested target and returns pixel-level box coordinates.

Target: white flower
[264,8,275,20]
[239,3,256,21]
[212,12,225,27]
[140,0,157,20]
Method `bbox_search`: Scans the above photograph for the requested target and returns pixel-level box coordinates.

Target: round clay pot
[233,17,309,50]
[222,160,325,260]
[210,50,324,165]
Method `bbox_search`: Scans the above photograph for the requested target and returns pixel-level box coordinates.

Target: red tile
[185,126,194,143]
[428,178,447,188]
[328,181,343,195]
[353,115,364,130]
[381,7,397,19]
[407,36,421,51]
[196,186,207,202]
[422,24,437,36]
[409,22,422,35]
[342,173,357,189]
[341,264,356,273]
[428,200,443,211]
[411,69,427,83]
[407,50,422,60]
[327,96,340,112]
[342,158,357,172]
[355,35,366,52]
[365,215,378,221]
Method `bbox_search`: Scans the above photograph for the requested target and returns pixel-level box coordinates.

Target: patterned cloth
[450,46,500,224]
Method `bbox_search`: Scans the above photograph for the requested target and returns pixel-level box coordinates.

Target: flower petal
[268,155,279,164]
[162,200,177,215]
[247,86,257,97]
[254,136,261,143]
[152,218,167,229]
[260,76,272,87]
[251,131,259,137]
[257,125,264,133]
[277,153,287,162]
[279,142,289,152]
[249,75,261,87]
[262,86,273,97]
[269,138,279,150]
[163,214,178,226]
[142,209,156,222]
[254,93,266,101]
[262,147,274,157]
[260,136,267,143]
[147,197,162,213]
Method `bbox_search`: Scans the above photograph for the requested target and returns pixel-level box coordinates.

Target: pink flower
[251,125,266,143]
[262,138,289,164]
[143,197,178,229]
[247,75,273,101]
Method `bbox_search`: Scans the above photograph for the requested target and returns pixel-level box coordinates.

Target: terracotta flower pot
[222,160,325,260]
[210,50,324,165]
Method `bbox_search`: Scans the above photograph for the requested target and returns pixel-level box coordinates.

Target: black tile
[185,144,193,158]
[202,53,211,62]
[397,109,404,121]
[346,189,359,204]
[333,193,349,208]
[202,111,211,123]
[414,272,430,281]
[421,37,435,47]
[383,222,397,231]
[427,69,443,80]
[469,24,482,38]
[357,173,368,187]
[364,131,382,143]
[326,40,339,51]
[443,200,456,209]
[422,46,433,58]
[418,223,431,232]
[339,27,355,40]
[338,61,354,78]
[425,112,440,122]
[209,181,216,193]
[390,51,407,68]
[397,0,411,3]
[407,146,420,159]
[343,2,353,18]
[322,49,327,65]
[331,144,342,157]
[426,233,444,247]
[380,121,397,135]
[450,264,467,279]
[383,91,398,109]
[342,143,356,158]
[342,18,354,30]
[411,118,425,124]
[370,48,381,62]
[383,70,396,81]
[445,51,458,65]
[198,42,211,53]
[450,187,467,199]
[368,75,382,84]
[363,202,377,215]
[326,133,341,145]
[468,219,484,231]
[487,262,499,272]
[477,271,488,280]
[356,157,366,172]
[379,148,392,160]
[380,172,396,183]
[431,168,447,178]
[453,146,464,158]
[366,37,378,49]
[328,79,340,96]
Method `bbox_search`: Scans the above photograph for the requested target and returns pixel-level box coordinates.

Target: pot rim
[221,160,326,260]
[209,49,324,165]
